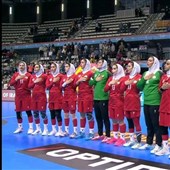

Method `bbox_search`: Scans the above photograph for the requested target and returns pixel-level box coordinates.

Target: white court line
[2,115,27,119]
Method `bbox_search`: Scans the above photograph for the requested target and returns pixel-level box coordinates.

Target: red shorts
[159,112,170,127]
[15,98,31,112]
[31,101,47,111]
[125,111,140,119]
[109,107,124,120]
[48,101,62,110]
[62,100,76,114]
[78,100,93,113]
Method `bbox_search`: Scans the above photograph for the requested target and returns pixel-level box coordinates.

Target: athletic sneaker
[114,138,126,146]
[42,129,49,136]
[13,127,23,134]
[92,135,105,141]
[138,144,152,150]
[123,140,135,147]
[85,133,94,140]
[32,129,42,135]
[155,147,169,156]
[70,132,78,139]
[55,130,65,137]
[27,128,34,135]
[106,137,118,144]
[102,137,111,143]
[131,142,142,149]
[150,144,162,154]
[75,132,85,139]
[64,131,69,136]
[48,130,57,136]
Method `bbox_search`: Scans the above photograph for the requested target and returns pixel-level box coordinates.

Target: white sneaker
[123,140,135,147]
[27,128,34,134]
[64,131,69,136]
[48,130,57,136]
[70,132,78,139]
[13,127,23,134]
[55,131,65,137]
[131,143,142,149]
[139,144,152,150]
[32,129,42,135]
[42,130,49,136]
[150,144,162,154]
[155,147,170,156]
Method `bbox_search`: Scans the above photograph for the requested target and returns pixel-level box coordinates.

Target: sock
[43,124,48,131]
[113,131,118,139]
[129,133,135,142]
[18,123,22,128]
[29,123,33,129]
[80,128,85,133]
[36,124,40,130]
[65,126,69,133]
[120,133,125,140]
[58,126,62,132]
[52,125,56,131]
[89,129,94,134]
[73,127,77,133]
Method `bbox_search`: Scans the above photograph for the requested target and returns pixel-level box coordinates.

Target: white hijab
[82,59,91,74]
[147,56,160,75]
[166,60,170,77]
[98,60,107,72]
[51,62,60,77]
[35,64,44,77]
[129,62,141,79]
[67,63,75,77]
[112,64,125,80]
[167,70,170,77]
[18,61,27,75]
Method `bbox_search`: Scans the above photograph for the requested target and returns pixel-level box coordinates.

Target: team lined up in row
[9,57,170,158]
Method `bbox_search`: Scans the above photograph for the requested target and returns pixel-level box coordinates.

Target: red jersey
[9,72,32,111]
[120,74,142,111]
[75,71,94,101]
[28,74,47,110]
[46,73,63,104]
[61,74,77,102]
[104,77,125,108]
[159,74,170,114]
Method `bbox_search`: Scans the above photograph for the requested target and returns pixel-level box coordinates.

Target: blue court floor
[2,102,170,170]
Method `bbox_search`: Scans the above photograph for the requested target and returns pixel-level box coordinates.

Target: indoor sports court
[2,101,170,170]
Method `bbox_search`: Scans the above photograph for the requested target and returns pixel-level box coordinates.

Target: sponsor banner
[2,90,15,101]
[2,90,49,102]
[18,143,169,170]
[2,90,144,106]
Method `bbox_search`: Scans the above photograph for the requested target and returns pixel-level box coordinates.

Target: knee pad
[26,111,32,117]
[33,111,39,119]
[80,112,86,119]
[50,110,56,119]
[86,112,94,121]
[16,112,22,119]
[40,111,47,120]
[57,114,62,122]
[56,110,62,122]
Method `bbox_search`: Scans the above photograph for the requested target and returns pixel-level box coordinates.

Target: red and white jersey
[75,70,94,101]
[28,73,47,103]
[104,77,125,108]
[121,74,141,111]
[9,72,31,97]
[159,74,170,113]
[61,74,77,102]
[46,73,63,103]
